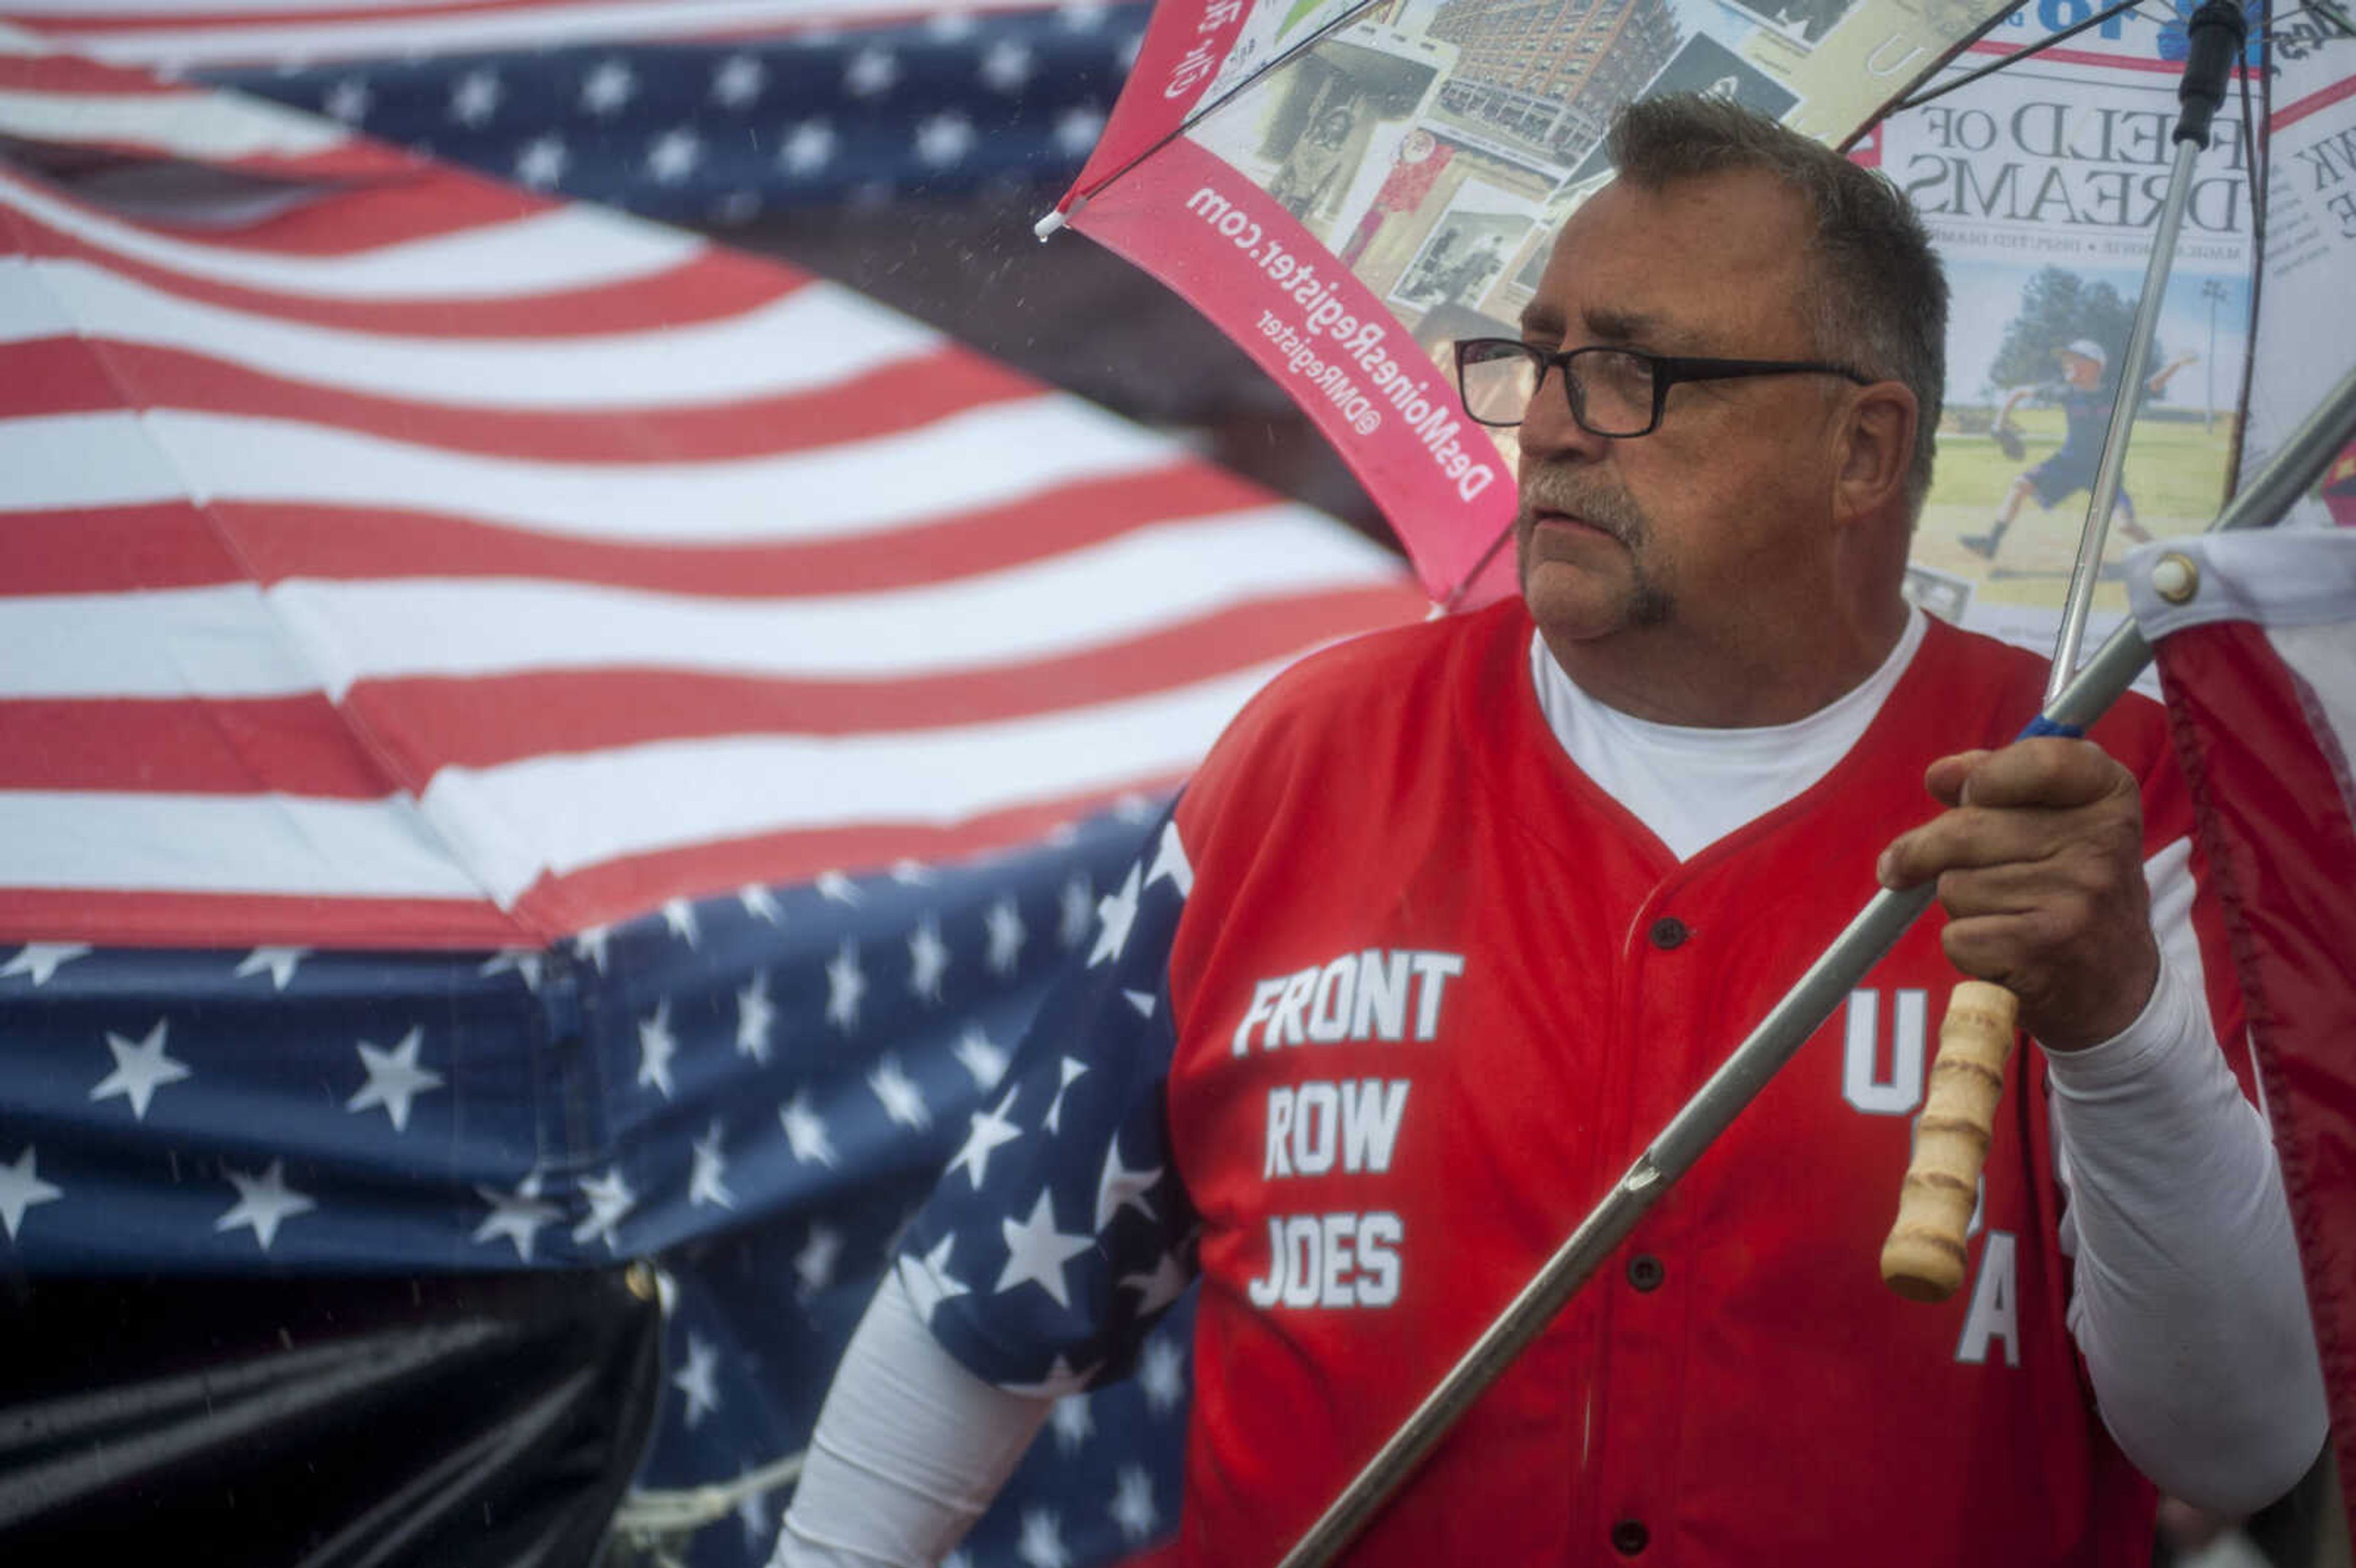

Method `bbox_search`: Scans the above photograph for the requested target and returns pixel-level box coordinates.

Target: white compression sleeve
[2049,953,2327,1516]
[773,1269,1055,1568]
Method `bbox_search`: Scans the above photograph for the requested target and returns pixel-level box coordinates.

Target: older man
[775,98,2322,1567]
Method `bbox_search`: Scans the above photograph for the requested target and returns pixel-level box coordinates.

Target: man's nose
[1517,363,1609,467]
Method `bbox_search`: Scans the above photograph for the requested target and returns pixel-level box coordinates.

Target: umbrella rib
[1892,0,2154,114]
[1054,0,1387,217]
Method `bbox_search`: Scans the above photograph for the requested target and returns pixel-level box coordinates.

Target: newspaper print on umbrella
[1042,0,2354,621]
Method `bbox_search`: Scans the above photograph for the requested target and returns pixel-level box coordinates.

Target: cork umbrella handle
[1880,980,2020,1302]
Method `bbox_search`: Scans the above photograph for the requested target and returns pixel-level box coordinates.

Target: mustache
[1516,464,1647,545]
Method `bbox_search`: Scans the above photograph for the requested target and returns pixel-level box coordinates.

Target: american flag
[1,0,1153,225]
[0,33,1423,1568]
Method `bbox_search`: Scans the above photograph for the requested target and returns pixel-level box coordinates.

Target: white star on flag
[514,134,568,188]
[647,128,703,185]
[907,917,950,1002]
[661,897,701,947]
[1139,1335,1187,1415]
[216,1159,315,1251]
[637,997,679,1099]
[926,9,979,39]
[1110,1466,1158,1543]
[780,1091,837,1167]
[1050,1392,1093,1452]
[690,1123,736,1210]
[1122,990,1157,1018]
[815,869,861,904]
[952,1026,1008,1090]
[571,924,611,972]
[234,947,309,990]
[1145,820,1194,896]
[782,120,839,176]
[574,1167,637,1251]
[671,1332,722,1428]
[915,112,977,168]
[1119,1250,1190,1318]
[91,1018,190,1121]
[1088,863,1142,967]
[1112,793,1156,822]
[949,1086,1023,1189]
[450,67,501,126]
[472,1173,560,1262]
[869,1055,931,1131]
[736,970,776,1063]
[984,898,1026,977]
[735,1466,772,1550]
[347,1026,442,1132]
[2,943,89,986]
[844,45,900,97]
[980,38,1034,92]
[739,883,784,923]
[711,53,768,107]
[1017,1507,1072,1568]
[581,58,636,116]
[1058,0,1110,28]
[478,950,544,991]
[0,1146,63,1241]
[826,940,866,1032]
[1094,1134,1159,1231]
[1057,874,1094,950]
[996,1191,1092,1309]
[890,859,934,885]
[323,77,371,123]
[796,1222,844,1297]
[1053,107,1105,159]
[898,1234,969,1323]
[1044,1056,1088,1134]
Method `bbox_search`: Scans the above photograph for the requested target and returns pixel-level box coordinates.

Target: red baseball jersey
[905,596,2245,1567]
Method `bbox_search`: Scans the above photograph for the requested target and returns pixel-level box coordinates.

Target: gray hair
[1606,95,1948,515]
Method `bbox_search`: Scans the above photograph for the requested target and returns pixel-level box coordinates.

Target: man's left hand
[1875,739,2158,1052]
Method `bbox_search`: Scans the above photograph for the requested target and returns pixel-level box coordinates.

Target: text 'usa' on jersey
[897,807,1203,1397]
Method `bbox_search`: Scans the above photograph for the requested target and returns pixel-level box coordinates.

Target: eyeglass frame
[1452,337,1874,438]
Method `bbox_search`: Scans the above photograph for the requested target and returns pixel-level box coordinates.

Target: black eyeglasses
[1453,339,1872,437]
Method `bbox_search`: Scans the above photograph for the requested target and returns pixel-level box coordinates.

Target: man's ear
[1833,382,1919,524]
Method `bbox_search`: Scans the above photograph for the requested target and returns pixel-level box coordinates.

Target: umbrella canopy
[1038,0,2354,619]
[0,26,1425,951]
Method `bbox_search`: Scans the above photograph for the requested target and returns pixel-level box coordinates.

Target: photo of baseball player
[1960,337,2197,564]
[775,98,2323,1568]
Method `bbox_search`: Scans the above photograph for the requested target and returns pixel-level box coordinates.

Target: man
[776,98,2323,1566]
[1960,337,2197,563]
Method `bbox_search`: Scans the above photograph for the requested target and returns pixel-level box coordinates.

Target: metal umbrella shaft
[1276,362,2356,1568]
[2049,0,2250,702]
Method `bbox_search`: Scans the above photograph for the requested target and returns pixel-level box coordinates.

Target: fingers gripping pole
[1881,982,2019,1301]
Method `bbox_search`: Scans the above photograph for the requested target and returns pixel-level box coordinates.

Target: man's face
[2060,350,2101,388]
[1514,169,1842,650]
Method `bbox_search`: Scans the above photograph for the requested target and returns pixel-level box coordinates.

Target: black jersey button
[1649,917,1689,950]
[1627,1253,1665,1292]
[1611,1520,1650,1555]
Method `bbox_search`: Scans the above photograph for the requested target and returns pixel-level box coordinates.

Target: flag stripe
[0,464,1275,596]
[0,696,396,796]
[0,788,491,897]
[15,255,947,409]
[3,403,1181,541]
[0,84,350,160]
[0,513,1398,698]
[0,586,1414,790]
[0,886,537,948]
[12,213,800,334]
[415,659,1288,901]
[2,164,697,285]
[34,340,1027,461]
[17,0,1075,69]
